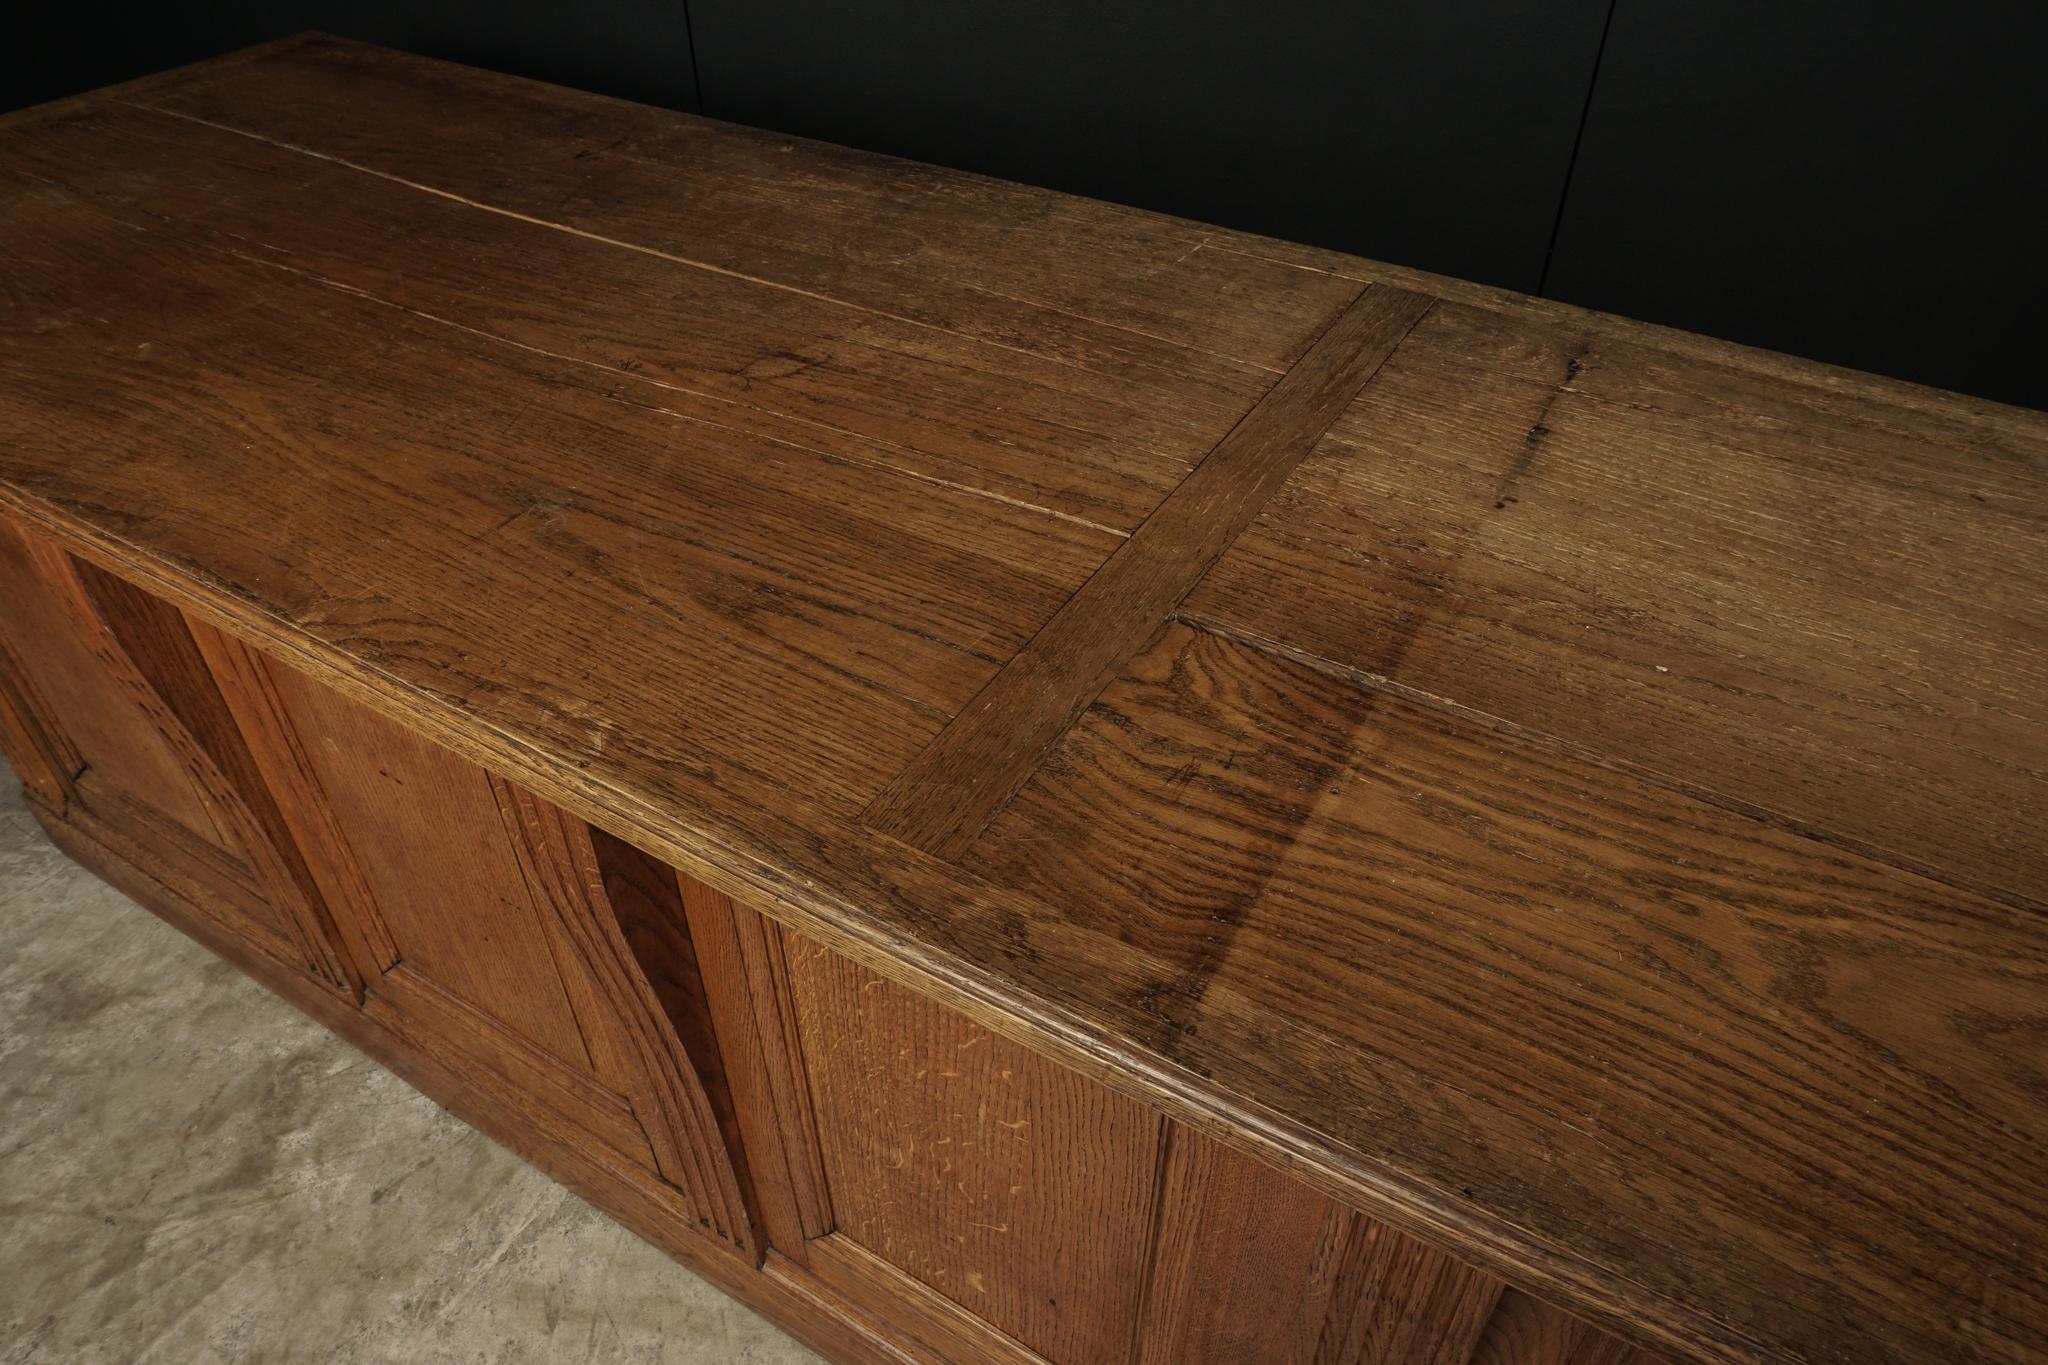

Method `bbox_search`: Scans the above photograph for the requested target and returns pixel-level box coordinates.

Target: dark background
[11,1,2046,409]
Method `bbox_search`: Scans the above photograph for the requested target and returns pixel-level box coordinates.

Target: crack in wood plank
[118,98,1271,392]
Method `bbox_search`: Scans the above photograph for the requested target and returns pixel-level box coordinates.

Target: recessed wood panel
[1317,1217,1504,1365]
[61,562,365,997]
[0,518,228,851]
[1471,1290,1668,1365]
[785,939,1163,1365]
[493,781,758,1249]
[0,526,328,973]
[676,881,833,1260]
[1135,1129,1345,1365]
[1138,1127,1542,1365]
[264,659,594,1069]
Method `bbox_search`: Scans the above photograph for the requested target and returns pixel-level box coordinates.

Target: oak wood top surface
[1,35,2042,1365]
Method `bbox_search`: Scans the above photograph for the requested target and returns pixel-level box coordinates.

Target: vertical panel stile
[674,881,835,1261]
[488,776,760,1258]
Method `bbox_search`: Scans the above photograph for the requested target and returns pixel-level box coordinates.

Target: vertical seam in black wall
[680,0,707,114]
[1538,0,1621,295]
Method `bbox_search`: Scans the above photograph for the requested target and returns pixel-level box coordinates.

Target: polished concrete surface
[0,770,823,1364]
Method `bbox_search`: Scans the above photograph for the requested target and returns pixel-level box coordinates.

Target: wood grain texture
[1183,300,2048,910]
[968,623,2048,1364]
[256,663,677,1173]
[1316,1217,1504,1365]
[0,99,1283,535]
[22,796,928,1365]
[806,1236,1054,1365]
[184,622,374,1000]
[2,34,2044,1365]
[0,171,1115,819]
[198,632,399,974]
[51,548,362,996]
[1471,1291,1668,1365]
[759,1248,967,1365]
[0,518,227,845]
[0,595,321,961]
[222,636,758,1246]
[786,940,1164,1365]
[865,283,1434,858]
[263,663,598,1063]
[1136,1133,1527,1365]
[1135,1127,1348,1365]
[494,779,758,1252]
[682,883,836,1261]
[0,633,84,812]
[125,34,1361,383]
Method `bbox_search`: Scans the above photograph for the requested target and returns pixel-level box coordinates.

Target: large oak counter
[1,34,2042,1365]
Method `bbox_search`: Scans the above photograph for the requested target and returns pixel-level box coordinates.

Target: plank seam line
[860,285,1436,861]
[5,155,1131,564]
[1536,0,1621,295]
[1126,1119,1179,1364]
[112,97,1271,389]
[1176,606,2046,919]
[210,236,1134,541]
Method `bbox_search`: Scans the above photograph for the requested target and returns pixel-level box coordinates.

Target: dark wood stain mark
[863,283,1436,861]
[587,824,767,1258]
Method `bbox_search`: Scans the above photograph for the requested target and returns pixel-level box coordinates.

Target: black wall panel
[685,0,1612,293]
[1546,0,2047,409]
[11,2,697,116]
[9,4,2042,407]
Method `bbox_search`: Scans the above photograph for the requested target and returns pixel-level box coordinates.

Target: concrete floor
[0,769,824,1364]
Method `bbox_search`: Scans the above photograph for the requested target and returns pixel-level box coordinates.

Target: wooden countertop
[1,34,2042,1365]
